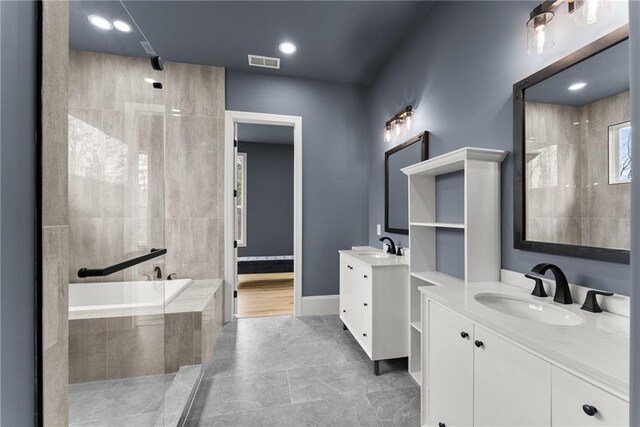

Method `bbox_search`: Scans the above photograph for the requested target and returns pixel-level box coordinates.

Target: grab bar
[77,248,167,278]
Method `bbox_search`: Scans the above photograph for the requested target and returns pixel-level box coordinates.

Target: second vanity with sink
[420,279,629,427]
[339,247,409,374]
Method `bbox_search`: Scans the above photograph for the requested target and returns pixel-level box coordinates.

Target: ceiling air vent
[248,54,280,69]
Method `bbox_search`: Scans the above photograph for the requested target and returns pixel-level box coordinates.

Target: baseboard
[301,295,339,316]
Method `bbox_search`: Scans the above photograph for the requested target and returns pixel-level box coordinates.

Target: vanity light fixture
[527,0,610,55]
[568,82,587,91]
[574,0,610,26]
[383,105,413,142]
[88,14,113,30]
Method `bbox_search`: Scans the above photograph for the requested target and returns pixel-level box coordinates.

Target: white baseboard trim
[301,295,340,316]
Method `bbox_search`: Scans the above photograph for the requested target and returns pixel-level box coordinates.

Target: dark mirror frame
[385,131,429,235]
[513,25,630,264]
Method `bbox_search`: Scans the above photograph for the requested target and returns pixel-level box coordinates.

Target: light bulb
[404,113,412,131]
[394,120,403,136]
[575,0,610,25]
[384,126,391,143]
[527,12,554,55]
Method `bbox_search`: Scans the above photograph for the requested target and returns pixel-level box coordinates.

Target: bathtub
[69,278,192,318]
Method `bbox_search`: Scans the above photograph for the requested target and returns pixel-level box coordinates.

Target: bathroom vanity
[420,279,629,427]
[338,248,409,373]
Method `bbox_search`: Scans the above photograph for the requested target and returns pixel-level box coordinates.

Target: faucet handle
[580,290,614,313]
[525,274,548,298]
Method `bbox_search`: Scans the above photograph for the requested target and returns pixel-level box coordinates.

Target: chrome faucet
[141,273,152,281]
[531,263,572,305]
[379,237,396,255]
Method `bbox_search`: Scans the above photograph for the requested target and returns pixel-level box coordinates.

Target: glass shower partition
[67,47,171,425]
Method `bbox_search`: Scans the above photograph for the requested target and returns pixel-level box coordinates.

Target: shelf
[411,321,422,333]
[402,147,508,177]
[410,222,464,229]
[411,271,465,287]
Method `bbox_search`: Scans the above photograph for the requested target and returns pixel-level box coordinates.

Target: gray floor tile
[321,314,341,324]
[70,411,157,427]
[188,371,291,419]
[186,394,381,427]
[335,334,371,361]
[288,360,417,404]
[366,386,421,427]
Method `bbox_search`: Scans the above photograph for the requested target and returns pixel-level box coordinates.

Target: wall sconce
[527,0,610,55]
[384,105,413,143]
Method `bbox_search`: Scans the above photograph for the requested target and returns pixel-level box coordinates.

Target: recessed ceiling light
[144,77,156,84]
[568,82,587,91]
[113,20,132,33]
[279,42,297,55]
[171,108,181,113]
[88,15,113,30]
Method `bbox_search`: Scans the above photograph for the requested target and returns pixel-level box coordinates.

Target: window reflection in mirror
[523,39,630,251]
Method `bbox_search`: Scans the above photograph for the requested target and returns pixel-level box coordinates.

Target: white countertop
[339,249,409,268]
[420,281,630,401]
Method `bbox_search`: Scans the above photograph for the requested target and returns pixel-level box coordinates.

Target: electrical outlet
[376,224,381,236]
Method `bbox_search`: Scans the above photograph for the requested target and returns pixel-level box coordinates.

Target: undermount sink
[357,251,390,259]
[474,293,583,326]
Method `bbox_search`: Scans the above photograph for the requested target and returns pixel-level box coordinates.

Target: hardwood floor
[237,272,294,318]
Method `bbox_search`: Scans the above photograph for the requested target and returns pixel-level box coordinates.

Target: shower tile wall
[42,1,69,425]
[164,61,225,280]
[68,50,225,282]
[525,91,630,249]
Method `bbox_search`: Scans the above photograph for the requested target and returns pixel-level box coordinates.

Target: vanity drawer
[552,367,628,426]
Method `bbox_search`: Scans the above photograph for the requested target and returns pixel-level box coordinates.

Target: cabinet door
[552,366,628,426]
[339,256,356,330]
[355,265,372,356]
[473,325,551,426]
[427,302,474,427]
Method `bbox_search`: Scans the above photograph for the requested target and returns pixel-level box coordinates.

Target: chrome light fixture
[384,106,413,142]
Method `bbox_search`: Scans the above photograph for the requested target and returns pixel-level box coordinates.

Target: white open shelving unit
[402,147,507,385]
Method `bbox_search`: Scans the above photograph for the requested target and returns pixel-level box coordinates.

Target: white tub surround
[69,279,192,319]
[338,249,409,374]
[420,279,629,426]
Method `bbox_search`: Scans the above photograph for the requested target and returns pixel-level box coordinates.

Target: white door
[551,366,628,426]
[427,302,474,427]
[473,325,551,426]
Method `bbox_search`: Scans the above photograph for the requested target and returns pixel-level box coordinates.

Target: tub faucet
[379,237,396,255]
[531,263,572,305]
[154,266,162,280]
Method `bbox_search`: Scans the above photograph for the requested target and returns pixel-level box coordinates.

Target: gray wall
[628,1,639,423]
[226,70,370,296]
[0,0,37,424]
[237,141,294,257]
[368,0,631,295]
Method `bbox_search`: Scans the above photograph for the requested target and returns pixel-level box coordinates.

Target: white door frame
[224,110,302,321]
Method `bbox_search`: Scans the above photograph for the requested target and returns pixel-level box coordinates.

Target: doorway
[235,124,294,318]
[224,111,302,321]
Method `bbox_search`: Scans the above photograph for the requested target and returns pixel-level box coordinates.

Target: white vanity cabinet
[339,251,408,362]
[427,302,550,427]
[423,298,629,427]
[552,367,628,426]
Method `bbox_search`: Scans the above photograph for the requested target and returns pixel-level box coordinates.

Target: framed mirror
[385,132,429,234]
[513,26,630,264]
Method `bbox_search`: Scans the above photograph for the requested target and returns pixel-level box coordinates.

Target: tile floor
[68,373,175,426]
[186,314,421,426]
